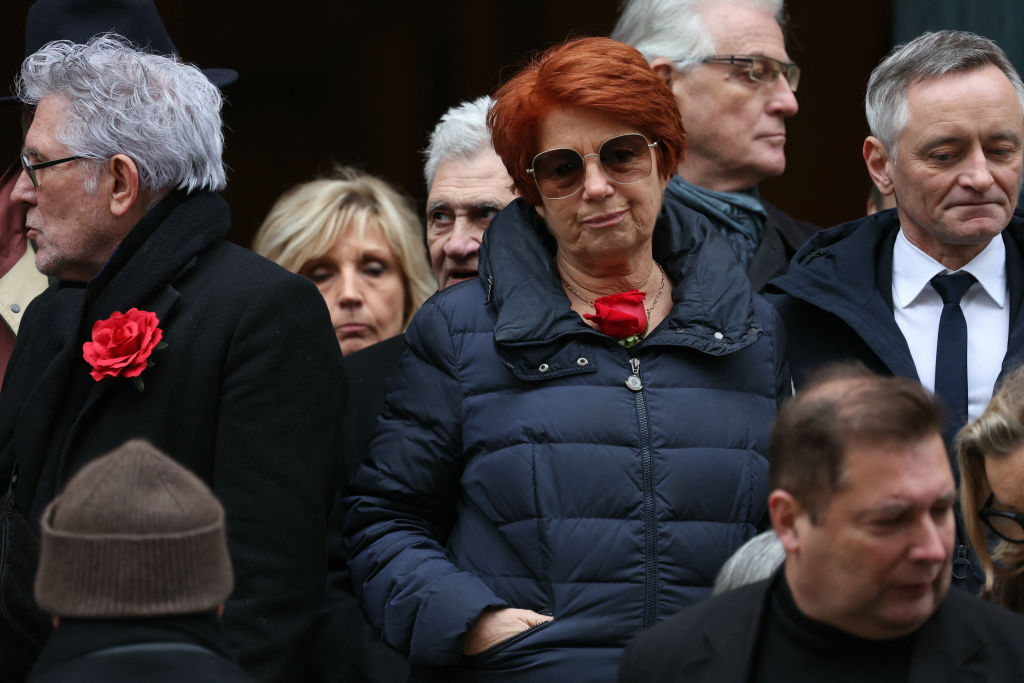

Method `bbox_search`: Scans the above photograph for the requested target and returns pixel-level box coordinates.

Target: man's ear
[107,153,140,217]
[649,57,676,87]
[863,136,895,197]
[769,489,804,552]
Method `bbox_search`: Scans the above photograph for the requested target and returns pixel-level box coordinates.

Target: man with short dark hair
[620,366,1024,682]
[612,0,817,290]
[0,34,343,682]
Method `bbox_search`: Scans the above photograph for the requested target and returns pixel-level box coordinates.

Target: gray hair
[866,30,1024,154]
[712,530,785,595]
[422,95,494,191]
[17,32,226,194]
[611,0,785,68]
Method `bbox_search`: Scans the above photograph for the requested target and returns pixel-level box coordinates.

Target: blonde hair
[957,364,1024,593]
[253,167,435,330]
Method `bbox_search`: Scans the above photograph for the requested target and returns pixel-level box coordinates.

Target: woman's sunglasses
[527,133,658,200]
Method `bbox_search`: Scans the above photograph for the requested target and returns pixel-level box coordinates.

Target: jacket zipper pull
[625,357,642,392]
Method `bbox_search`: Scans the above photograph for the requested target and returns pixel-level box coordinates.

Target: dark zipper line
[627,354,658,629]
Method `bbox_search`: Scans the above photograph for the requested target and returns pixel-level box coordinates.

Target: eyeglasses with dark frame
[979,493,1024,543]
[695,54,801,93]
[20,152,85,189]
[526,133,659,201]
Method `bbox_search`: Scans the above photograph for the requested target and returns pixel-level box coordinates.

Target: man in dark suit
[0,33,344,683]
[767,30,1024,592]
[612,0,818,291]
[620,366,1024,683]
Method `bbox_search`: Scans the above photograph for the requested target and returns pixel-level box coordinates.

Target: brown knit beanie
[34,439,234,617]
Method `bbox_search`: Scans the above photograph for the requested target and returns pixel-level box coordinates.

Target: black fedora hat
[1,0,238,104]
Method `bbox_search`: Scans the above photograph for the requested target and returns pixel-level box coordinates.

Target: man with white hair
[424,95,517,292]
[340,96,515,473]
[612,0,817,291]
[767,30,1024,594]
[0,34,344,682]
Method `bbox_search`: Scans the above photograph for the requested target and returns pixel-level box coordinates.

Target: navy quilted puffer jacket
[344,199,788,682]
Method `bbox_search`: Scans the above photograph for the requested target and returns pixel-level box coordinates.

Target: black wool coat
[0,190,345,683]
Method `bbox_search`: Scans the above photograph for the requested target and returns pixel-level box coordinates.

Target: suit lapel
[680,580,769,679]
[907,594,986,683]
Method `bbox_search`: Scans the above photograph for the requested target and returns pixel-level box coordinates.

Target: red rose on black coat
[82,308,164,382]
[584,289,647,340]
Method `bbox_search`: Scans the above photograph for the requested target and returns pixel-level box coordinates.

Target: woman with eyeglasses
[958,364,1024,613]
[343,37,786,682]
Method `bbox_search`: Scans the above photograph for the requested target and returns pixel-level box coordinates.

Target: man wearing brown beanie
[27,440,254,683]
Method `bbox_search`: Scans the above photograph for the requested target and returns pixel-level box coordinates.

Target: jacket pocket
[462,618,555,668]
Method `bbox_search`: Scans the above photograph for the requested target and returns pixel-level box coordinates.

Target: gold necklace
[562,262,666,318]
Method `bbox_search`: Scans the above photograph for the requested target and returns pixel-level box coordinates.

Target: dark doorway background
[1,1,893,246]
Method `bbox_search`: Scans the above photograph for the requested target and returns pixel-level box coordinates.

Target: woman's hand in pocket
[462,608,554,655]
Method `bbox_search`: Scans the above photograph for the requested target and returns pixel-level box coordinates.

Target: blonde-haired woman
[958,364,1024,613]
[254,167,434,355]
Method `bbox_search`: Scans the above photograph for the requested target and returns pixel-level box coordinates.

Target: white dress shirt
[893,229,1008,423]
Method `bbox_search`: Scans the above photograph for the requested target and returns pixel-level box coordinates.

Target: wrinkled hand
[462,608,553,655]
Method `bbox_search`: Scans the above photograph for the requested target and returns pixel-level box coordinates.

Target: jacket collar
[767,209,914,378]
[478,198,762,356]
[84,190,229,325]
[768,207,1024,381]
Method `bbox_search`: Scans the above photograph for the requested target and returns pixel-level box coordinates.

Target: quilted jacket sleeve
[342,300,508,668]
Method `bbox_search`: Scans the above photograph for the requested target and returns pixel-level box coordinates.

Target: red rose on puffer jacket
[584,289,647,340]
[82,308,164,382]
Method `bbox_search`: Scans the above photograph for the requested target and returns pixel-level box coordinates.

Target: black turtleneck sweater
[752,573,915,683]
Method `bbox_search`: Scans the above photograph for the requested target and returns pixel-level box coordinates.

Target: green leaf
[155,341,169,351]
[618,335,641,349]
[131,376,145,392]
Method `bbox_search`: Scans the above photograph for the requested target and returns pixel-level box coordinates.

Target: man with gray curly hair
[612,0,816,291]
[423,95,515,292]
[767,30,1024,595]
[0,33,345,683]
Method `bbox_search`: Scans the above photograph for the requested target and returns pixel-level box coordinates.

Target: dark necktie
[931,271,977,458]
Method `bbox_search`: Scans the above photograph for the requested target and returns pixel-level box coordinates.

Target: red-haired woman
[344,37,787,682]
